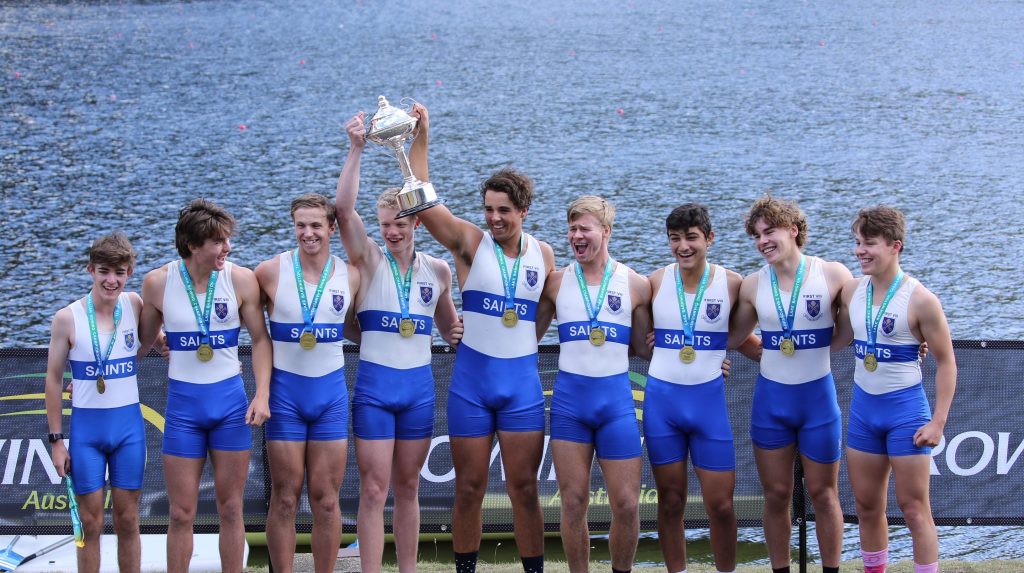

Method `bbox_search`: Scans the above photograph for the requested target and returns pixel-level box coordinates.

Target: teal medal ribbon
[178,260,218,362]
[493,233,525,327]
[769,255,806,356]
[85,292,122,394]
[674,263,711,363]
[384,249,417,337]
[293,249,333,349]
[864,269,905,372]
[574,259,615,346]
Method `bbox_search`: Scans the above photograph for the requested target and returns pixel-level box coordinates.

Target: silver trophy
[365,95,440,218]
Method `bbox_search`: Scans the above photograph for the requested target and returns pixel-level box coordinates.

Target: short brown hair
[290,193,336,227]
[175,199,236,259]
[567,196,615,230]
[852,205,905,252]
[744,195,808,247]
[479,168,533,212]
[375,187,403,211]
[88,232,136,270]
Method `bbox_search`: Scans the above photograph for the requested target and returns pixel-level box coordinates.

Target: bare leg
[753,445,796,569]
[111,488,142,573]
[496,430,545,558]
[209,449,251,573]
[597,456,641,572]
[164,455,205,573]
[651,461,688,573]
[75,489,106,573]
[266,440,306,573]
[356,438,394,573]
[551,440,595,573]
[392,438,431,573]
[694,467,736,572]
[891,454,938,564]
[801,454,842,568]
[848,448,891,552]
[450,435,494,553]
[306,439,347,573]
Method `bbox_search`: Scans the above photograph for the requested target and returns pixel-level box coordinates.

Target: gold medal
[679,345,697,364]
[96,376,106,394]
[589,328,606,346]
[864,352,878,372]
[780,338,796,356]
[196,343,214,362]
[502,308,519,327]
[399,318,416,337]
[299,331,318,350]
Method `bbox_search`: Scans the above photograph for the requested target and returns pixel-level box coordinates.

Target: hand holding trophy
[365,95,441,218]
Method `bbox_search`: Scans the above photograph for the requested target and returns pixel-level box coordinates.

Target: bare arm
[825,260,855,318]
[234,266,272,426]
[831,279,857,351]
[44,308,73,477]
[335,113,381,271]
[911,288,957,447]
[727,273,760,359]
[629,270,653,360]
[432,260,462,345]
[139,267,167,353]
[407,103,484,265]
[535,268,562,341]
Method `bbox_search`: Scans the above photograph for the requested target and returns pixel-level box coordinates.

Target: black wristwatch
[47,432,66,444]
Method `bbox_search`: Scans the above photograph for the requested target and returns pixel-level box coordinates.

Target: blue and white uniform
[449,233,546,437]
[551,261,640,460]
[751,256,841,463]
[267,252,350,441]
[162,261,249,457]
[848,275,931,456]
[353,249,444,440]
[643,264,734,470]
[66,293,145,495]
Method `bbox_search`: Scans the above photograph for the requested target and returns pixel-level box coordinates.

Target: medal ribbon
[769,255,806,342]
[384,249,415,323]
[674,263,711,347]
[865,269,905,358]
[493,233,525,316]
[178,259,218,346]
[573,259,615,332]
[292,249,333,334]
[86,292,122,379]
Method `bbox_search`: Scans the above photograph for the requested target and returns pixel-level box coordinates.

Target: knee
[216,496,243,522]
[505,475,539,504]
[762,482,792,511]
[560,489,590,520]
[168,502,196,529]
[112,506,139,535]
[705,496,734,523]
[807,482,840,509]
[310,490,340,518]
[80,509,104,538]
[360,478,390,509]
[657,490,685,520]
[454,476,487,506]
[898,499,933,531]
[610,494,639,522]
[392,475,421,504]
[271,486,300,517]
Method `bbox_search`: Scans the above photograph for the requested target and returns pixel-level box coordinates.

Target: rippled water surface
[2,0,1023,561]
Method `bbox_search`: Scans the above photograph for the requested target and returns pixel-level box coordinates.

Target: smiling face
[854,229,901,276]
[668,225,713,272]
[567,213,611,265]
[189,235,232,271]
[751,217,799,265]
[483,190,527,244]
[292,206,335,258]
[378,207,417,255]
[87,262,133,303]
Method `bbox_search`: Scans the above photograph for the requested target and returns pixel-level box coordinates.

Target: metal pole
[794,455,807,573]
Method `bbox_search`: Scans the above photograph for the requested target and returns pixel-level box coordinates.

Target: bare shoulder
[627,267,652,303]
[127,291,144,317]
[537,240,556,271]
[431,256,453,282]
[722,266,743,287]
[823,259,854,285]
[254,254,281,287]
[739,269,760,296]
[51,305,74,331]
[143,263,169,286]
[839,276,860,305]
[909,281,943,314]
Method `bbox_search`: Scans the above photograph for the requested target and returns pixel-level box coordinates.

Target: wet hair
[290,193,336,227]
[852,205,905,252]
[665,203,713,238]
[479,168,533,212]
[174,198,236,259]
[88,232,136,270]
[376,187,403,211]
[744,195,808,247]
[566,195,615,229]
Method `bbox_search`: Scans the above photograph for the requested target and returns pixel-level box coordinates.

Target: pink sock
[862,548,887,572]
[914,562,938,573]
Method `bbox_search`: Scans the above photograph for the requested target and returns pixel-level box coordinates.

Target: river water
[2,0,1023,564]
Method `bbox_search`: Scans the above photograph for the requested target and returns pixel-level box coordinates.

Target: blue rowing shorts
[750,372,842,464]
[643,374,735,470]
[550,370,641,460]
[848,383,932,456]
[353,361,434,440]
[70,403,146,495]
[163,375,251,458]
[447,344,545,437]
[266,366,348,442]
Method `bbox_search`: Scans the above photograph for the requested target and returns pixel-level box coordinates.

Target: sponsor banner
[1,343,1021,535]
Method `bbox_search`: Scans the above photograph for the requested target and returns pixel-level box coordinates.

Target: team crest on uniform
[882,316,896,335]
[332,294,345,313]
[606,294,622,313]
[214,302,229,322]
[805,299,821,319]
[123,331,135,351]
[706,303,721,321]
[525,268,539,290]
[420,286,433,305]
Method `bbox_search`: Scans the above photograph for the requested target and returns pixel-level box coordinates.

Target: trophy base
[397,198,442,219]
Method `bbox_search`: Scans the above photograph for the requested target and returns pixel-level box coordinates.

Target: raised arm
[911,288,957,447]
[629,270,654,360]
[234,266,271,426]
[407,103,484,266]
[335,112,381,271]
[44,308,73,477]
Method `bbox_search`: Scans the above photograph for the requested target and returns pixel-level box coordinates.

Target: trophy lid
[366,95,418,144]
